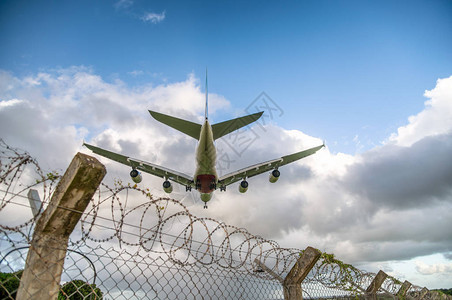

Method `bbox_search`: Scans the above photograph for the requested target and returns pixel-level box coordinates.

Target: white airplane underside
[84,75,324,208]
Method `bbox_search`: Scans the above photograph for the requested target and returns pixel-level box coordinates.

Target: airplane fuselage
[194,119,218,202]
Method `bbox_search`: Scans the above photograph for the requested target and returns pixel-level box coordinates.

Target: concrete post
[17,153,106,300]
[396,281,412,299]
[27,189,43,218]
[419,288,429,300]
[254,246,321,300]
[283,246,322,300]
[365,270,388,300]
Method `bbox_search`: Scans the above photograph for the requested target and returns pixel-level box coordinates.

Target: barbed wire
[0,139,440,299]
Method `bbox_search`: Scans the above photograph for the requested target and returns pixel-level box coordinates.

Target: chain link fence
[0,140,449,300]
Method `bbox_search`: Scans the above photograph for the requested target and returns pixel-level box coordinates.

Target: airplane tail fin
[211,111,264,140]
[205,68,208,120]
[149,110,202,140]
[149,70,263,141]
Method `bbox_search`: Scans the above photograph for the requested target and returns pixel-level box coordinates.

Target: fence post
[16,153,106,300]
[283,246,321,300]
[365,270,388,300]
[27,189,43,218]
[419,288,429,300]
[396,280,412,299]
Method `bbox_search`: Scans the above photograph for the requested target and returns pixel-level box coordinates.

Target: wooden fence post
[365,270,388,300]
[396,280,412,299]
[16,153,106,300]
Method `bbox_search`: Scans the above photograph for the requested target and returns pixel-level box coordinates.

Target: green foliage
[319,251,360,274]
[58,279,103,300]
[317,251,362,296]
[35,170,61,184]
[114,178,153,198]
[0,270,23,299]
[46,171,60,181]
[0,272,103,300]
[433,288,452,296]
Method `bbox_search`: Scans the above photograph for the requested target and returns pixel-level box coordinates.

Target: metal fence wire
[0,140,449,300]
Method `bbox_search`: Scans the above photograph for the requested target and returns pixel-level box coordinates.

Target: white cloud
[389,76,452,147]
[0,98,23,108]
[415,261,452,275]
[141,11,166,24]
[127,70,144,77]
[114,0,133,10]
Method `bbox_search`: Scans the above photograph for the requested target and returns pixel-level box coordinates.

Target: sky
[1,0,452,290]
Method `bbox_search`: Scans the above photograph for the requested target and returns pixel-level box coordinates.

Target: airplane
[84,75,324,209]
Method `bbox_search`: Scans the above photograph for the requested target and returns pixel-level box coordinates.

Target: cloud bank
[141,11,166,24]
[1,68,451,287]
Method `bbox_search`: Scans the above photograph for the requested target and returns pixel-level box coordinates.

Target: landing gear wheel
[204,204,208,209]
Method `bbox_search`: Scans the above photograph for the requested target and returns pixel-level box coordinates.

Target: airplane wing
[83,143,194,188]
[218,144,324,187]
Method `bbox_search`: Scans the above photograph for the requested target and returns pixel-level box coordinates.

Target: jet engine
[130,169,142,183]
[163,180,173,193]
[269,169,280,183]
[239,180,248,193]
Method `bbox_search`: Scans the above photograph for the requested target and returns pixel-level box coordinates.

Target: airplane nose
[200,193,212,202]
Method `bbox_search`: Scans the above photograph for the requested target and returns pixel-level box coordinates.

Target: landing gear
[204,204,208,209]
[186,185,192,192]
[219,185,226,192]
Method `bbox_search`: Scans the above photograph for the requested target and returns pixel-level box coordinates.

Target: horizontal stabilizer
[149,110,202,140]
[211,111,264,140]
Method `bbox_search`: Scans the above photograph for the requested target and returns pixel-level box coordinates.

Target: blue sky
[2,0,452,153]
[1,0,452,290]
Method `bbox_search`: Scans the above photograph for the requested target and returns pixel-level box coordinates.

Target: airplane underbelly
[196,174,216,193]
